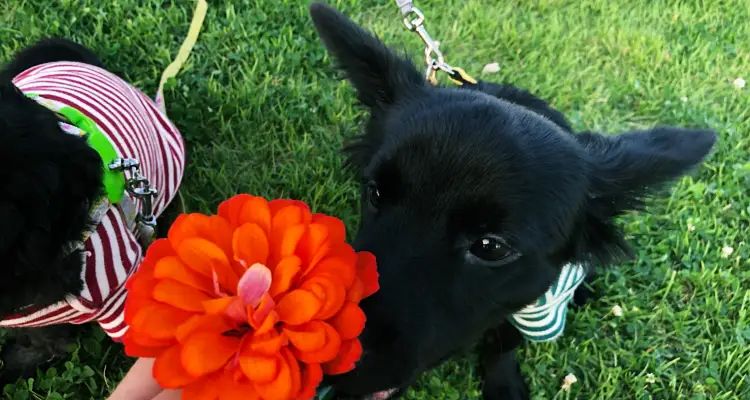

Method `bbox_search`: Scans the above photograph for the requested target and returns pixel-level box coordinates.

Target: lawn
[1,0,749,398]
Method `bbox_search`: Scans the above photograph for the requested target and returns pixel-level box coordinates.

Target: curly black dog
[309,3,716,399]
[0,39,185,384]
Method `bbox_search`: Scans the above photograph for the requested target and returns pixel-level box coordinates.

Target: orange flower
[123,195,379,400]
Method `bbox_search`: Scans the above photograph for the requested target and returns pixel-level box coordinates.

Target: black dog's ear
[574,127,716,262]
[309,2,425,107]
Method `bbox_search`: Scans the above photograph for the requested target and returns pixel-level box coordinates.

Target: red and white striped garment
[0,62,186,340]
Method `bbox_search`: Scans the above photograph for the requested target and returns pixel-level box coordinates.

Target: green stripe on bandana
[509,264,587,342]
[27,93,126,204]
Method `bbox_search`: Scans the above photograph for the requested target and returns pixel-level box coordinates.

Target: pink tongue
[369,389,397,400]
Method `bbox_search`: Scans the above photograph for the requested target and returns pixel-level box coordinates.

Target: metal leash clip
[395,0,477,86]
[108,158,158,231]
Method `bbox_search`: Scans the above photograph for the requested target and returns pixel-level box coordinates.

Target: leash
[122,0,207,245]
[393,0,477,86]
[154,0,208,113]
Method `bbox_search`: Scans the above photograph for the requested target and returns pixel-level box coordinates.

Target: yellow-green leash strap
[154,0,208,113]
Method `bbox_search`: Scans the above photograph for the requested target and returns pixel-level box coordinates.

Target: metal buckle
[399,4,477,86]
[108,158,158,228]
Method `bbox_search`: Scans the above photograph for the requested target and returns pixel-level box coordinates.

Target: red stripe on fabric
[132,93,175,211]
[96,285,127,322]
[21,85,139,160]
[83,232,104,305]
[134,92,185,214]
[111,210,135,283]
[34,73,157,171]
[11,63,47,82]
[24,90,137,159]
[38,67,165,189]
[98,218,120,297]
[15,305,78,327]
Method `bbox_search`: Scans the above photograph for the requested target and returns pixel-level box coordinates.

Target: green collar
[27,93,126,204]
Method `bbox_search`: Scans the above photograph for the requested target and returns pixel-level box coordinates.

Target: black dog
[0,39,185,384]
[309,3,716,399]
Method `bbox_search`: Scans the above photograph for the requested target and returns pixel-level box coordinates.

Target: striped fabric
[509,264,587,342]
[0,62,185,340]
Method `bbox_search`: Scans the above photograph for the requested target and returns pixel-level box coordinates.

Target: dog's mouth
[365,388,400,400]
[321,387,402,400]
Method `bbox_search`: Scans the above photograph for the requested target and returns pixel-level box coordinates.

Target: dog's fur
[309,3,716,399]
[0,39,181,384]
[0,40,106,383]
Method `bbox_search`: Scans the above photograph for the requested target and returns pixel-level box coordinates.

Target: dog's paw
[0,341,56,386]
[481,348,530,400]
[572,284,592,307]
[482,375,530,400]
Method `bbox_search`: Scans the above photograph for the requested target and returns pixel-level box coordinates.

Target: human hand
[107,358,182,400]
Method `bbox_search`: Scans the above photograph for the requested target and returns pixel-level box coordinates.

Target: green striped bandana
[509,264,586,342]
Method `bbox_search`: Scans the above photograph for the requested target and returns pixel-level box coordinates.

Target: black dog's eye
[469,236,518,264]
[366,181,381,211]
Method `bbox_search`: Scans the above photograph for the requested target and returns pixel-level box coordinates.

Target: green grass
[1,0,749,398]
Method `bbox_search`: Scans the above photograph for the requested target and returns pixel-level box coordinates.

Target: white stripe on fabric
[101,215,127,285]
[0,303,66,326]
[509,264,586,342]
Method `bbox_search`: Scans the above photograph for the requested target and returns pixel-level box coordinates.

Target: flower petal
[323,339,363,375]
[249,292,276,329]
[295,223,329,268]
[153,256,214,294]
[252,356,292,400]
[328,303,366,340]
[167,214,234,260]
[240,198,273,233]
[237,263,272,307]
[304,256,356,289]
[218,194,253,227]
[280,224,306,260]
[181,331,240,377]
[283,321,327,352]
[175,314,234,344]
[246,331,288,356]
[127,329,175,347]
[122,334,169,358]
[357,251,380,299]
[153,344,195,388]
[301,275,346,320]
[276,289,322,326]
[218,369,261,400]
[269,256,302,298]
[153,280,214,312]
[206,215,235,259]
[298,362,323,400]
[130,239,175,280]
[253,310,279,336]
[124,284,157,325]
[239,353,279,383]
[269,199,310,218]
[168,213,210,248]
[311,214,346,245]
[347,277,364,305]
[270,205,306,264]
[291,322,341,364]
[182,373,221,400]
[282,347,302,397]
[131,303,194,340]
[233,223,270,268]
[253,348,301,400]
[203,297,246,323]
[202,297,235,315]
[176,238,239,293]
